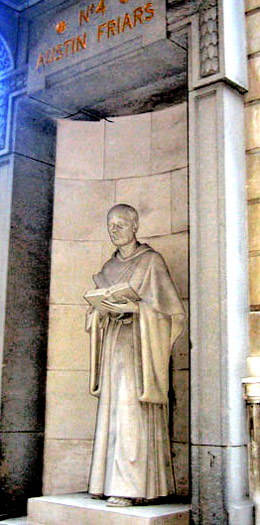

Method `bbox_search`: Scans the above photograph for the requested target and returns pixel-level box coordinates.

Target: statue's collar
[115,243,152,262]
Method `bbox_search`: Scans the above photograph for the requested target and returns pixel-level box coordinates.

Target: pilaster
[0,12,57,516]
[188,1,253,523]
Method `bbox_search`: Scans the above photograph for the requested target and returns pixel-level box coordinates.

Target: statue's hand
[100,298,139,314]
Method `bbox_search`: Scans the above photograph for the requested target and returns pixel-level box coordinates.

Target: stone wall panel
[53,179,115,241]
[50,240,102,305]
[245,57,260,103]
[246,152,260,200]
[56,120,105,181]
[246,11,260,55]
[43,439,92,495]
[172,443,189,497]
[44,371,97,440]
[249,255,260,306]
[104,113,151,179]
[151,103,188,174]
[246,0,260,11]
[47,305,89,371]
[249,312,260,356]
[245,104,260,150]
[116,173,172,238]
[171,168,188,233]
[248,202,260,252]
[172,370,189,444]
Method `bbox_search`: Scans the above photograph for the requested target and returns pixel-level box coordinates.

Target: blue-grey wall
[0,4,56,517]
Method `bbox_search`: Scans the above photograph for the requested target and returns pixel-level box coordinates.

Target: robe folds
[86,243,185,499]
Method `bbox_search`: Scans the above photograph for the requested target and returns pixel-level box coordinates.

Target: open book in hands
[83,282,140,310]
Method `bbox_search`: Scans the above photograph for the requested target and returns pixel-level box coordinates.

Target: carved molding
[199,0,219,78]
[0,34,14,76]
[0,68,27,154]
[0,86,8,152]
[0,34,26,154]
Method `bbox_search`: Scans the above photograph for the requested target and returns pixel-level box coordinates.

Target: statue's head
[107,204,139,247]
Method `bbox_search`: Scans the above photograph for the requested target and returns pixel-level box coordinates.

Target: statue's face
[107,210,136,247]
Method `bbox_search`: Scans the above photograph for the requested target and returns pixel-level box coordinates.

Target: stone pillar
[0,95,56,518]
[0,16,57,512]
[188,0,253,523]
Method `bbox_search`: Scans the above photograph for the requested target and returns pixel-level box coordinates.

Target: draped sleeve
[86,308,108,397]
[131,252,186,404]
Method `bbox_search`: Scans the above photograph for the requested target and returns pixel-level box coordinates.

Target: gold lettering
[79,9,89,25]
[98,23,107,42]
[117,17,121,34]
[122,13,133,32]
[79,4,95,25]
[36,53,45,70]
[54,44,63,61]
[79,9,88,25]
[76,32,87,51]
[63,39,72,57]
[133,7,144,26]
[46,48,54,64]
[38,1,154,72]
[96,0,107,16]
[108,19,117,38]
[144,3,154,21]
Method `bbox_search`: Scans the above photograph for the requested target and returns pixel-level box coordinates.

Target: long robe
[86,243,185,499]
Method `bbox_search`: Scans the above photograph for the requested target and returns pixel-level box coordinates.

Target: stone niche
[42,103,189,499]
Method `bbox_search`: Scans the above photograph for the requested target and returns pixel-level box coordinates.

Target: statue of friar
[85,203,185,507]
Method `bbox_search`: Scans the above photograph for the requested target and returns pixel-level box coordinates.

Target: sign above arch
[27,0,187,115]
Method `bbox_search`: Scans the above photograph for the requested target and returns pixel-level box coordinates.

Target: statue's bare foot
[107,497,132,507]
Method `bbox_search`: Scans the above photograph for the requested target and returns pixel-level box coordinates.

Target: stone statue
[85,203,185,507]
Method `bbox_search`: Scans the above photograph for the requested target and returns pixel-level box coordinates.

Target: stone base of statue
[27,493,190,524]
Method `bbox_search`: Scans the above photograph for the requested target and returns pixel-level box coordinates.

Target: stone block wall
[245,2,260,354]
[43,102,189,498]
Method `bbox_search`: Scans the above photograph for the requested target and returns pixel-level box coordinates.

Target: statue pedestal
[27,493,190,524]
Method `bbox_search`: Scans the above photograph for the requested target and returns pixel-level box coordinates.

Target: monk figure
[85,204,185,507]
